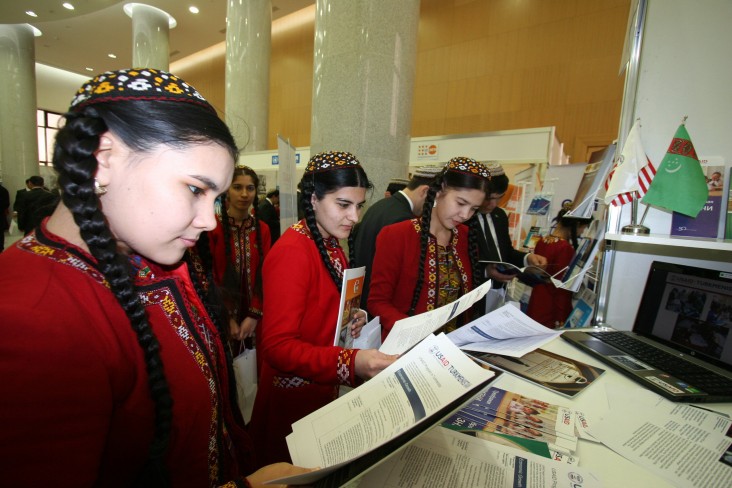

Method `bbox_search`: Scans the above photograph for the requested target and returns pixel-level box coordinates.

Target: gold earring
[94,179,107,196]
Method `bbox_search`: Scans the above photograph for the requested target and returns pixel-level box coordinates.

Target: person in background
[12,178,31,218]
[368,157,492,340]
[474,162,547,311]
[383,177,409,198]
[257,188,280,245]
[209,166,271,356]
[0,181,9,251]
[249,151,398,467]
[16,175,59,235]
[0,68,309,487]
[526,207,592,328]
[352,165,441,314]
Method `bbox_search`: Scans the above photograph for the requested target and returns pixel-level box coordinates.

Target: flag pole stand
[621,192,650,235]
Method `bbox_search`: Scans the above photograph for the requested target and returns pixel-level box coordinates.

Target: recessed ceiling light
[62,3,75,10]
[26,11,38,17]
[108,53,117,59]
[85,67,94,71]
[189,6,199,14]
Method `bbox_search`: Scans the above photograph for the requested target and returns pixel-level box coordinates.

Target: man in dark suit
[353,165,443,314]
[12,178,31,218]
[17,176,59,235]
[474,162,547,292]
[258,189,280,245]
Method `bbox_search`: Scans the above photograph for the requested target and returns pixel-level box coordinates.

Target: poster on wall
[416,143,440,161]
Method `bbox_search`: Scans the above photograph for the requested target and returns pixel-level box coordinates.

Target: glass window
[37,109,63,165]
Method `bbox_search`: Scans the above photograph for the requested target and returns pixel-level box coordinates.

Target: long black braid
[186,236,243,426]
[54,107,174,486]
[302,178,343,289]
[53,99,238,486]
[408,174,442,315]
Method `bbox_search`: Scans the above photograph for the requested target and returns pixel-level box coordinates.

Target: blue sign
[272,153,302,165]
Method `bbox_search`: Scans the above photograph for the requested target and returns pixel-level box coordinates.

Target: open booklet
[447,303,562,357]
[480,260,562,287]
[267,333,496,486]
[333,266,366,348]
[379,279,493,355]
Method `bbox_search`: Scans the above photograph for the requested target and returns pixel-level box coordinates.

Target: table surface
[490,334,732,488]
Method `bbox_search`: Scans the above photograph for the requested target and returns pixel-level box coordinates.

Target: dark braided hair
[219,166,265,325]
[53,99,237,486]
[555,209,593,250]
[408,160,491,315]
[300,152,371,289]
[185,236,243,425]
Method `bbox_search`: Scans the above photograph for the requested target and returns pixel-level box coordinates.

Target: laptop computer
[562,261,732,403]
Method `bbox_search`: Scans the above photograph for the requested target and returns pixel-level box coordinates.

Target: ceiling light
[62,3,75,10]
[189,6,200,14]
[108,53,117,59]
[85,67,94,71]
[26,11,38,17]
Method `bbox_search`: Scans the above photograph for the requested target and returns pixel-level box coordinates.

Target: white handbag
[232,345,257,424]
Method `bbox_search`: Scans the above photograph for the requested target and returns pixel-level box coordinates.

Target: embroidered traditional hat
[445,156,492,180]
[305,151,362,173]
[69,68,214,113]
[484,161,506,177]
[388,177,410,186]
[412,164,445,179]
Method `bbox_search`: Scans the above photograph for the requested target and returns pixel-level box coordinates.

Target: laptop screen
[634,261,732,371]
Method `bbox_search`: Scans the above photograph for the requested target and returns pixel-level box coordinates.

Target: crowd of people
[0,67,589,486]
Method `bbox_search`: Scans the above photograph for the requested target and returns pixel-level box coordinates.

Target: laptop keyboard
[588,332,732,395]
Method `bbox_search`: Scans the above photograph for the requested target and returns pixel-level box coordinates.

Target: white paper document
[271,334,496,485]
[447,304,562,357]
[379,280,492,356]
[354,426,603,488]
[592,385,732,488]
[352,316,382,350]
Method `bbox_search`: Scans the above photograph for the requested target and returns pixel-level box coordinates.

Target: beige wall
[175,0,629,164]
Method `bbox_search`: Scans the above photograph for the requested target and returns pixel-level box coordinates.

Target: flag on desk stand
[641,122,708,217]
[604,120,656,206]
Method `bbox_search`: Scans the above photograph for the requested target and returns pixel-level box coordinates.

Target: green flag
[641,124,708,217]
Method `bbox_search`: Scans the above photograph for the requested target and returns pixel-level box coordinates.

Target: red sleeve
[368,224,410,340]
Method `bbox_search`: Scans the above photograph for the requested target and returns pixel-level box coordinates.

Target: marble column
[225,0,272,152]
[0,24,39,207]
[310,0,420,199]
[124,3,176,71]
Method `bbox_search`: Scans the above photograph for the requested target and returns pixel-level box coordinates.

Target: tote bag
[233,346,257,424]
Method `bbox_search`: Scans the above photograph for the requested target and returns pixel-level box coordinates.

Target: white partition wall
[599,0,732,329]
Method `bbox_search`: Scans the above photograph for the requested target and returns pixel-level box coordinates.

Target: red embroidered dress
[248,220,359,467]
[0,226,254,487]
[526,235,576,329]
[368,219,473,340]
[209,214,271,323]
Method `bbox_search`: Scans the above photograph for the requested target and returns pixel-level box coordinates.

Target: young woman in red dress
[248,151,398,467]
[209,166,271,355]
[368,157,493,340]
[0,68,308,487]
[526,208,592,328]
